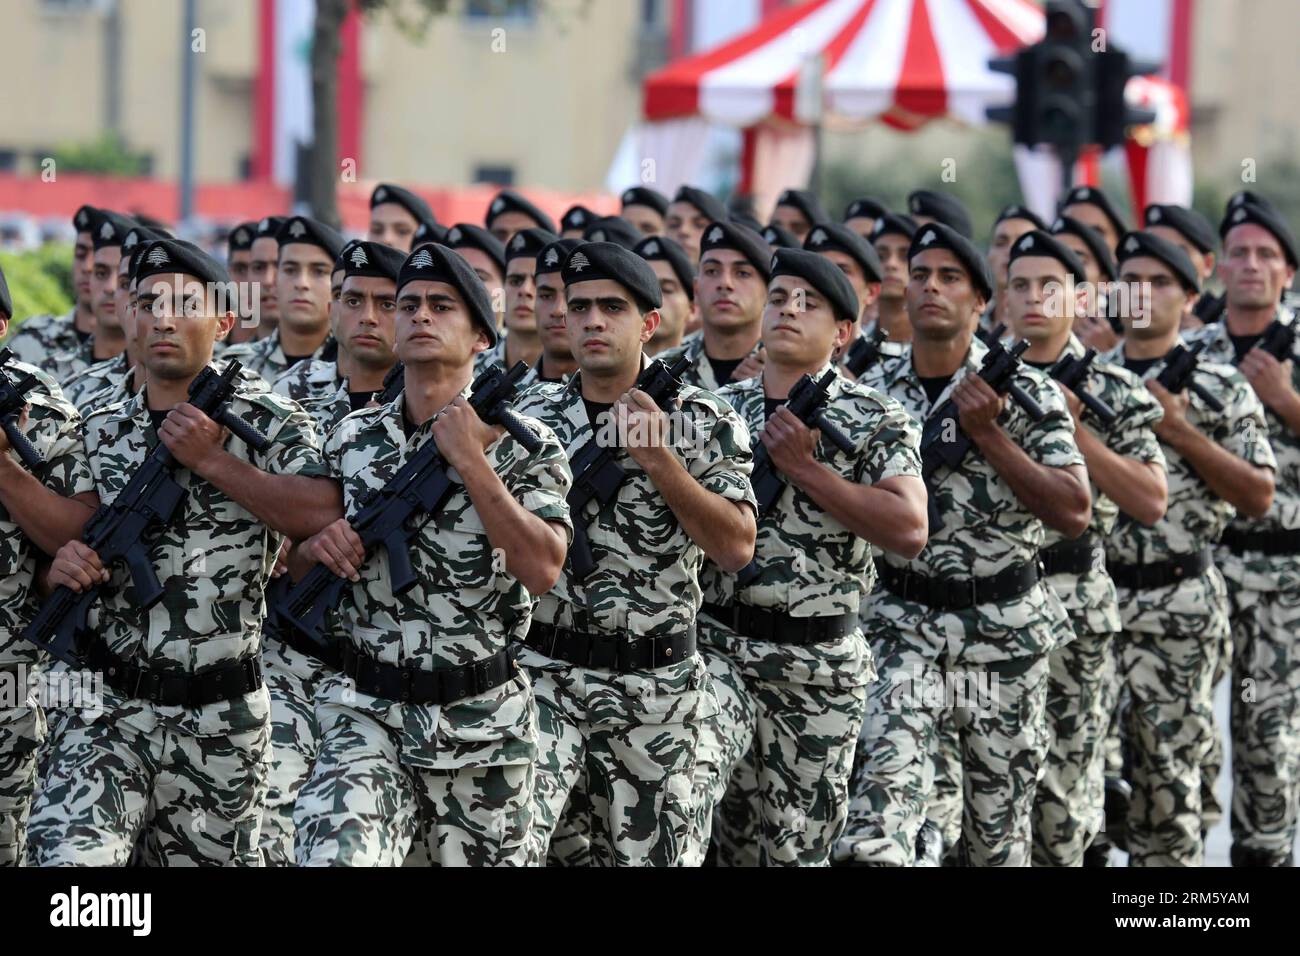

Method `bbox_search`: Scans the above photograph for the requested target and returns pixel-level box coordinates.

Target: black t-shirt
[401,405,421,440]
[918,375,953,405]
[1024,358,1056,371]
[148,408,169,434]
[348,390,378,412]
[1229,333,1264,363]
[283,353,313,369]
[707,354,745,386]
[1122,355,1162,378]
[763,397,785,422]
[74,327,93,344]
[583,399,614,430]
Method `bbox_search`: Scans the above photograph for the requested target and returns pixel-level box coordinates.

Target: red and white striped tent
[643,0,1045,132]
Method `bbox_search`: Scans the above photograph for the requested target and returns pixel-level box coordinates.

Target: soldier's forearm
[793,463,928,558]
[642,451,756,573]
[1076,428,1167,527]
[197,451,344,541]
[1267,389,1300,436]
[457,453,567,596]
[0,458,97,556]
[1163,423,1274,518]
[976,428,1092,537]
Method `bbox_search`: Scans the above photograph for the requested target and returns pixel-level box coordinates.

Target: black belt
[1109,548,1211,590]
[338,643,516,706]
[1041,534,1102,577]
[264,620,343,670]
[701,602,856,645]
[523,622,695,672]
[879,561,1040,611]
[1220,526,1300,556]
[85,637,263,708]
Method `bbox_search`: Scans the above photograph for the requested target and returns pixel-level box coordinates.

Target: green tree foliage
[51,134,150,177]
[0,245,75,326]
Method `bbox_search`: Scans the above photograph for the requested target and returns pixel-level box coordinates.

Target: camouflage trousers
[925,711,963,854]
[1200,630,1232,835]
[684,636,868,867]
[1032,629,1110,866]
[1224,579,1300,864]
[1112,627,1216,867]
[521,648,709,867]
[0,673,44,866]
[27,708,269,866]
[839,638,1049,867]
[294,697,534,867]
[259,639,330,866]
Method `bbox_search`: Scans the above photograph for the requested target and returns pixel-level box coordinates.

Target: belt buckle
[399,665,415,703]
[242,656,261,690]
[545,626,566,661]
[963,576,979,609]
[472,657,493,696]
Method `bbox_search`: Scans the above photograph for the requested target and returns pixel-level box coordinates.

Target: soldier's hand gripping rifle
[0,348,48,473]
[1048,348,1118,427]
[1238,318,1296,365]
[735,369,855,587]
[20,361,271,665]
[1154,340,1224,413]
[843,326,888,378]
[920,337,1046,532]
[565,354,691,583]
[268,362,542,648]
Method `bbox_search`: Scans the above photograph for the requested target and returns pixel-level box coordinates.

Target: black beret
[1226,190,1277,216]
[134,239,231,289]
[1051,215,1118,281]
[561,205,596,233]
[0,263,11,319]
[336,240,406,283]
[535,238,583,276]
[634,235,696,302]
[907,190,973,238]
[72,205,100,235]
[413,220,449,247]
[620,186,669,216]
[844,198,889,222]
[671,186,729,224]
[870,212,919,244]
[1144,204,1215,253]
[123,226,173,279]
[908,222,994,301]
[397,243,498,347]
[804,222,883,283]
[770,248,859,325]
[761,224,802,249]
[254,216,286,241]
[699,220,775,281]
[562,242,662,312]
[91,211,138,251]
[730,212,765,233]
[444,223,507,275]
[227,221,259,255]
[1006,230,1086,284]
[583,216,641,250]
[994,204,1047,231]
[1116,230,1201,293]
[485,190,557,234]
[774,189,829,226]
[506,227,560,264]
[1059,185,1127,237]
[370,183,438,230]
[1219,201,1299,268]
[276,216,346,260]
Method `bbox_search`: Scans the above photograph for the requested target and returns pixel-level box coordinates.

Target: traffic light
[1094,49,1160,148]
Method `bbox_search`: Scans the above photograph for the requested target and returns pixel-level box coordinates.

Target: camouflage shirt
[228,328,334,383]
[46,335,101,385]
[858,338,1084,663]
[318,387,573,768]
[0,361,95,668]
[62,352,132,414]
[272,357,341,405]
[1188,310,1300,592]
[1101,337,1275,636]
[701,365,922,688]
[653,330,764,392]
[82,368,329,736]
[2,309,80,369]
[1040,335,1166,638]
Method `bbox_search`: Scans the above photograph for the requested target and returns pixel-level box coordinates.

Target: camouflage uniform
[226,328,333,384]
[26,369,328,866]
[683,367,920,866]
[2,310,80,370]
[838,338,1081,867]
[512,370,755,866]
[474,334,509,374]
[1187,314,1300,865]
[1101,339,1275,867]
[62,353,132,414]
[653,331,764,392]
[0,362,94,866]
[272,358,341,405]
[46,336,101,386]
[1030,337,1166,866]
[293,387,573,866]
